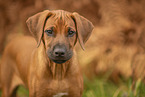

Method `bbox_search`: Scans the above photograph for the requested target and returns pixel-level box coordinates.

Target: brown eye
[45,30,53,36]
[68,30,76,37]
[44,27,54,36]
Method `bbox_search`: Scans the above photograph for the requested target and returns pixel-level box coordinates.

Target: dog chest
[48,79,69,92]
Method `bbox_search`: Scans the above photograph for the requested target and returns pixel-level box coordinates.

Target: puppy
[1,10,94,97]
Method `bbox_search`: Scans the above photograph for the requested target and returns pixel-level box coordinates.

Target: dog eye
[45,30,53,36]
[68,30,76,37]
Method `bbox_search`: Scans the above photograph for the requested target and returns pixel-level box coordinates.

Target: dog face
[43,11,77,64]
[26,10,94,64]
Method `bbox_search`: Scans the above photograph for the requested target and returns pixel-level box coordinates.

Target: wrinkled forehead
[45,10,75,29]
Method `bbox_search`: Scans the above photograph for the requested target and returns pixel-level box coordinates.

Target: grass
[0,76,144,97]
[17,86,29,97]
[83,77,145,97]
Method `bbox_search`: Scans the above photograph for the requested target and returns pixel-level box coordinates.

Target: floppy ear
[71,12,94,50]
[26,10,52,47]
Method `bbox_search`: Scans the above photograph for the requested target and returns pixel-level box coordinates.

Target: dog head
[26,10,94,64]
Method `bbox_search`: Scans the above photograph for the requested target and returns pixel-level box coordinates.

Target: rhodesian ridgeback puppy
[1,10,94,97]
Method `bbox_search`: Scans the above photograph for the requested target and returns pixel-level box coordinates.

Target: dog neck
[48,60,70,80]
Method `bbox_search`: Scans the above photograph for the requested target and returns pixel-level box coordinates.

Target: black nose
[54,48,65,57]
[53,44,66,57]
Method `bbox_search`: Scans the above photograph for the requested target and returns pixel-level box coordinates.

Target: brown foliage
[78,0,145,82]
[0,0,145,82]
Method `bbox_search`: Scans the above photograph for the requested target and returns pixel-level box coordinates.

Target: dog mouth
[48,55,72,64]
[52,60,67,64]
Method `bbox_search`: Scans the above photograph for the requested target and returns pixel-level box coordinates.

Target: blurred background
[0,0,145,97]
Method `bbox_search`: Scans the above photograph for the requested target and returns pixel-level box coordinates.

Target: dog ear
[26,10,52,47]
[71,12,94,50]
